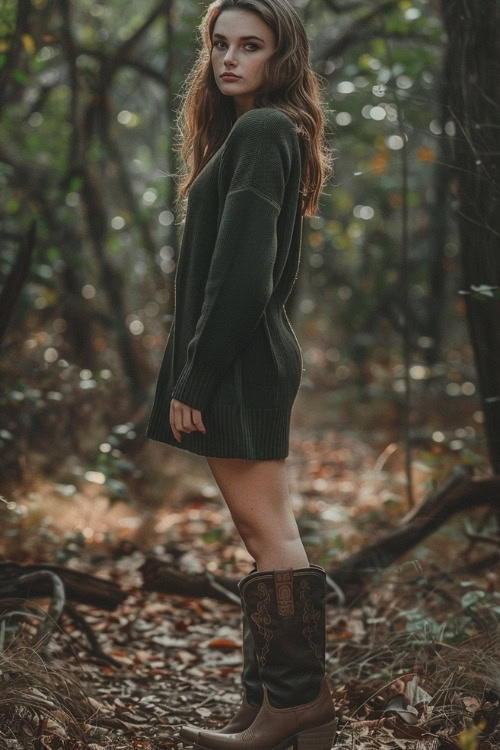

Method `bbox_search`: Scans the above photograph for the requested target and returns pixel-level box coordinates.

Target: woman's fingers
[180,404,196,432]
[192,409,206,434]
[172,401,190,435]
[170,399,182,442]
[175,402,195,433]
[170,399,207,439]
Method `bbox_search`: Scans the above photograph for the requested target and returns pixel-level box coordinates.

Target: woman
[146,0,336,747]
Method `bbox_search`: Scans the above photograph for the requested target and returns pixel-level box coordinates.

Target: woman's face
[211,9,276,116]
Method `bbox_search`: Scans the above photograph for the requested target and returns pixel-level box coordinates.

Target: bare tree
[441,0,500,472]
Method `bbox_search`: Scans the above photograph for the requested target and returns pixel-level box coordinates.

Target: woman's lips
[221,74,241,80]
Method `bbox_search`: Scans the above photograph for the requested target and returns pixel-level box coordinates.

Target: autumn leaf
[207,637,241,649]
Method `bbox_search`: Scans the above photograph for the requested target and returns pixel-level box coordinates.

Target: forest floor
[1,391,499,749]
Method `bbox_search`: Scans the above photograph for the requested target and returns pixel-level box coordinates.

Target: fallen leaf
[207,638,241,649]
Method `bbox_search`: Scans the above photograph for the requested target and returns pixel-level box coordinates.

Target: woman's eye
[213,41,258,51]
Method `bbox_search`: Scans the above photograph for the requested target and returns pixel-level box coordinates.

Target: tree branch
[77,48,168,87]
[102,1,171,87]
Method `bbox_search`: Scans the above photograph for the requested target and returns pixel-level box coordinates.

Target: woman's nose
[224,48,237,63]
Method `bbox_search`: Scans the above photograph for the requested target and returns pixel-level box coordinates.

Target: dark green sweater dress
[146,106,305,460]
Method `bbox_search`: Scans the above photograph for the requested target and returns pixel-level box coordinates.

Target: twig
[62,604,124,668]
[206,573,241,605]
[463,520,500,547]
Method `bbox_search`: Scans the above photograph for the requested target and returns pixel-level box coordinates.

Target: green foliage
[394,583,500,645]
[202,527,227,544]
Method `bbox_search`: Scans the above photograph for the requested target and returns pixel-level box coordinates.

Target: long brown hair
[173,0,335,221]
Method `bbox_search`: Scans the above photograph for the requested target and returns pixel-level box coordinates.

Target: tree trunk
[0,221,36,348]
[424,70,453,366]
[441,0,500,472]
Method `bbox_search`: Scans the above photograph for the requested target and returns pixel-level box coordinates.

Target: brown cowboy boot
[179,564,327,744]
[193,565,338,750]
[178,565,263,743]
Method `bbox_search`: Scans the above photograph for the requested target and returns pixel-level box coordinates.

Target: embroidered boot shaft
[242,565,326,708]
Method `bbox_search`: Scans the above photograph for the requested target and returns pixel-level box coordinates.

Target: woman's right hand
[169,398,206,443]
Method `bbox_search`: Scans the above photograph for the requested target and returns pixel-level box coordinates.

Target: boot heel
[295,718,338,750]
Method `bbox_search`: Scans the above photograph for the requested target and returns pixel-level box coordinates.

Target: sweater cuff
[170,361,223,412]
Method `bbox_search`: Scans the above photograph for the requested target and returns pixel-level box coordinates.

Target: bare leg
[206,457,309,570]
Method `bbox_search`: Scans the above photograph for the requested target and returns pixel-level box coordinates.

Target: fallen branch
[140,558,239,603]
[0,562,127,610]
[329,467,500,603]
[17,570,65,649]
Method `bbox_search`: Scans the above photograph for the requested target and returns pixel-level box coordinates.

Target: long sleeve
[170,109,298,412]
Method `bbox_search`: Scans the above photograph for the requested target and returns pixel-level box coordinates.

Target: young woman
[146,0,336,747]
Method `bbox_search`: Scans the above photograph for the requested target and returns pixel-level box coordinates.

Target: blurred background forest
[1,1,500,749]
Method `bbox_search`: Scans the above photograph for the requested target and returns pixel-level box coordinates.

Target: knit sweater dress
[146,106,305,460]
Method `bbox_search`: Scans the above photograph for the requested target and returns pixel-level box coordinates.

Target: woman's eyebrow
[213,33,265,42]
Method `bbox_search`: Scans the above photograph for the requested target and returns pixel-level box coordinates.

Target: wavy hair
[172,0,335,221]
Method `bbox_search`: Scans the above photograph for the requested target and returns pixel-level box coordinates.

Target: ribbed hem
[146,402,292,460]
